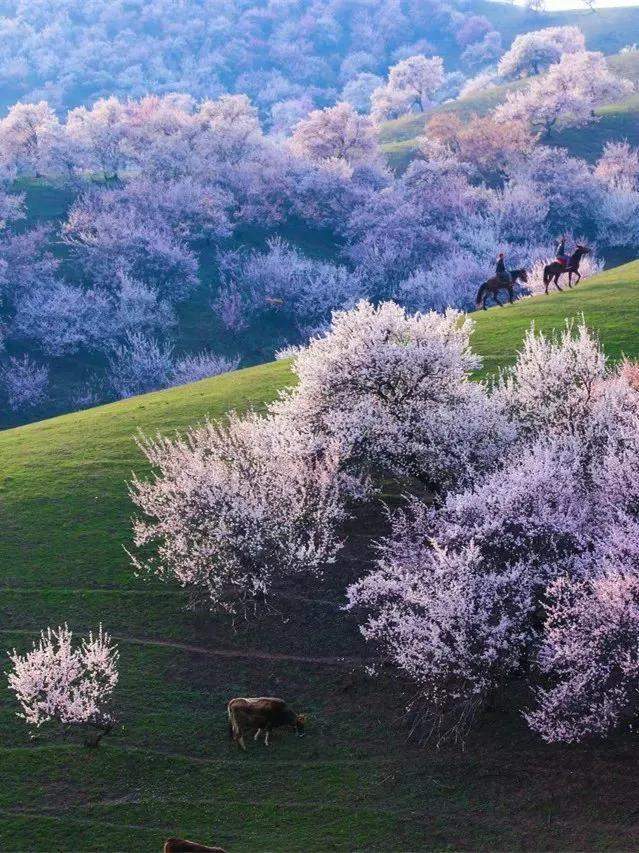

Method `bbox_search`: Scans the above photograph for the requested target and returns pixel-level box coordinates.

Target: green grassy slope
[381,52,639,173]
[2,261,639,851]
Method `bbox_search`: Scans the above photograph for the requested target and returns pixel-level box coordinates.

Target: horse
[475,269,528,310]
[543,245,590,294]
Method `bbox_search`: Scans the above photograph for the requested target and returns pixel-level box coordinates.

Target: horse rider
[556,235,569,267]
[495,252,510,285]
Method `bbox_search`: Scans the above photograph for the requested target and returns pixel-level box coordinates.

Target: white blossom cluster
[8,625,119,742]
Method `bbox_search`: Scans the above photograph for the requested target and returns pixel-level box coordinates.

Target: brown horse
[475,269,528,310]
[543,245,590,294]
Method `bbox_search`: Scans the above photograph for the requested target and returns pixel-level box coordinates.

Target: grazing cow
[163,838,227,852]
[227,696,306,749]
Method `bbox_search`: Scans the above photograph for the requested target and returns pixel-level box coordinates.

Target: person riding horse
[476,258,528,310]
[556,235,569,267]
[496,252,510,285]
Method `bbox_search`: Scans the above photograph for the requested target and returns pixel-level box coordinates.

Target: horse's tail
[475,282,487,307]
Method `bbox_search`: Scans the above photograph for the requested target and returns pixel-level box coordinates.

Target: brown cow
[163,839,227,852]
[227,697,306,749]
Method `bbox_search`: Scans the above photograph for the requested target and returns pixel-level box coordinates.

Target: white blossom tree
[289,102,382,168]
[7,624,119,747]
[496,52,634,137]
[387,55,445,112]
[595,140,639,188]
[129,411,349,616]
[498,27,586,79]
[273,300,510,490]
[0,101,61,176]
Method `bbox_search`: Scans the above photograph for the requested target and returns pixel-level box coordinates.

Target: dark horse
[475,269,528,310]
[543,245,590,294]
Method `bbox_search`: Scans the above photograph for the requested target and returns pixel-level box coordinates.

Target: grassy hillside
[2,261,639,851]
[381,52,639,173]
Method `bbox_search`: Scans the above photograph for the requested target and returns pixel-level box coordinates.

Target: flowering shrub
[1,354,49,412]
[129,411,349,616]
[527,570,639,743]
[349,320,639,745]
[107,332,174,399]
[7,624,119,746]
[171,352,240,386]
[274,300,511,490]
[347,514,532,744]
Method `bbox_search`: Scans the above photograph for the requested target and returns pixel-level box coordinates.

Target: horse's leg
[554,273,563,292]
[508,286,514,304]
[494,293,504,307]
[567,271,573,288]
[574,271,581,285]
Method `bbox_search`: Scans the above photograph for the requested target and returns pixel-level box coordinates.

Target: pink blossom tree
[498,27,586,79]
[496,52,634,137]
[129,411,349,616]
[386,55,445,112]
[289,102,382,168]
[595,140,639,188]
[371,55,445,121]
[347,517,532,744]
[273,300,510,490]
[527,570,639,743]
[7,624,119,747]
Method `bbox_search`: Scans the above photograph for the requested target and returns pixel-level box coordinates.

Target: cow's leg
[264,729,271,746]
[254,728,262,741]
[238,731,246,750]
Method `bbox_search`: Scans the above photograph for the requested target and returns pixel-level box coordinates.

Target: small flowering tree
[496,52,633,137]
[595,140,639,188]
[347,516,532,744]
[1,354,49,413]
[495,320,607,440]
[129,411,349,616]
[7,624,119,747]
[527,570,639,743]
[274,300,511,491]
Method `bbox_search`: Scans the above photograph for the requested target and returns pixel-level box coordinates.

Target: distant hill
[380,50,639,172]
[2,258,639,851]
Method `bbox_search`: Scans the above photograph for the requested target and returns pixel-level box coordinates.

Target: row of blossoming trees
[126,302,639,746]
[0,56,635,422]
[9,300,639,746]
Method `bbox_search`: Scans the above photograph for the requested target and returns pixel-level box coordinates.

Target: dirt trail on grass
[0,628,362,667]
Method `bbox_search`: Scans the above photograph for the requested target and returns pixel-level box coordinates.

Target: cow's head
[295,714,307,736]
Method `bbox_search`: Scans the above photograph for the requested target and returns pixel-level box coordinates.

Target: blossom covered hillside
[3,260,639,851]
